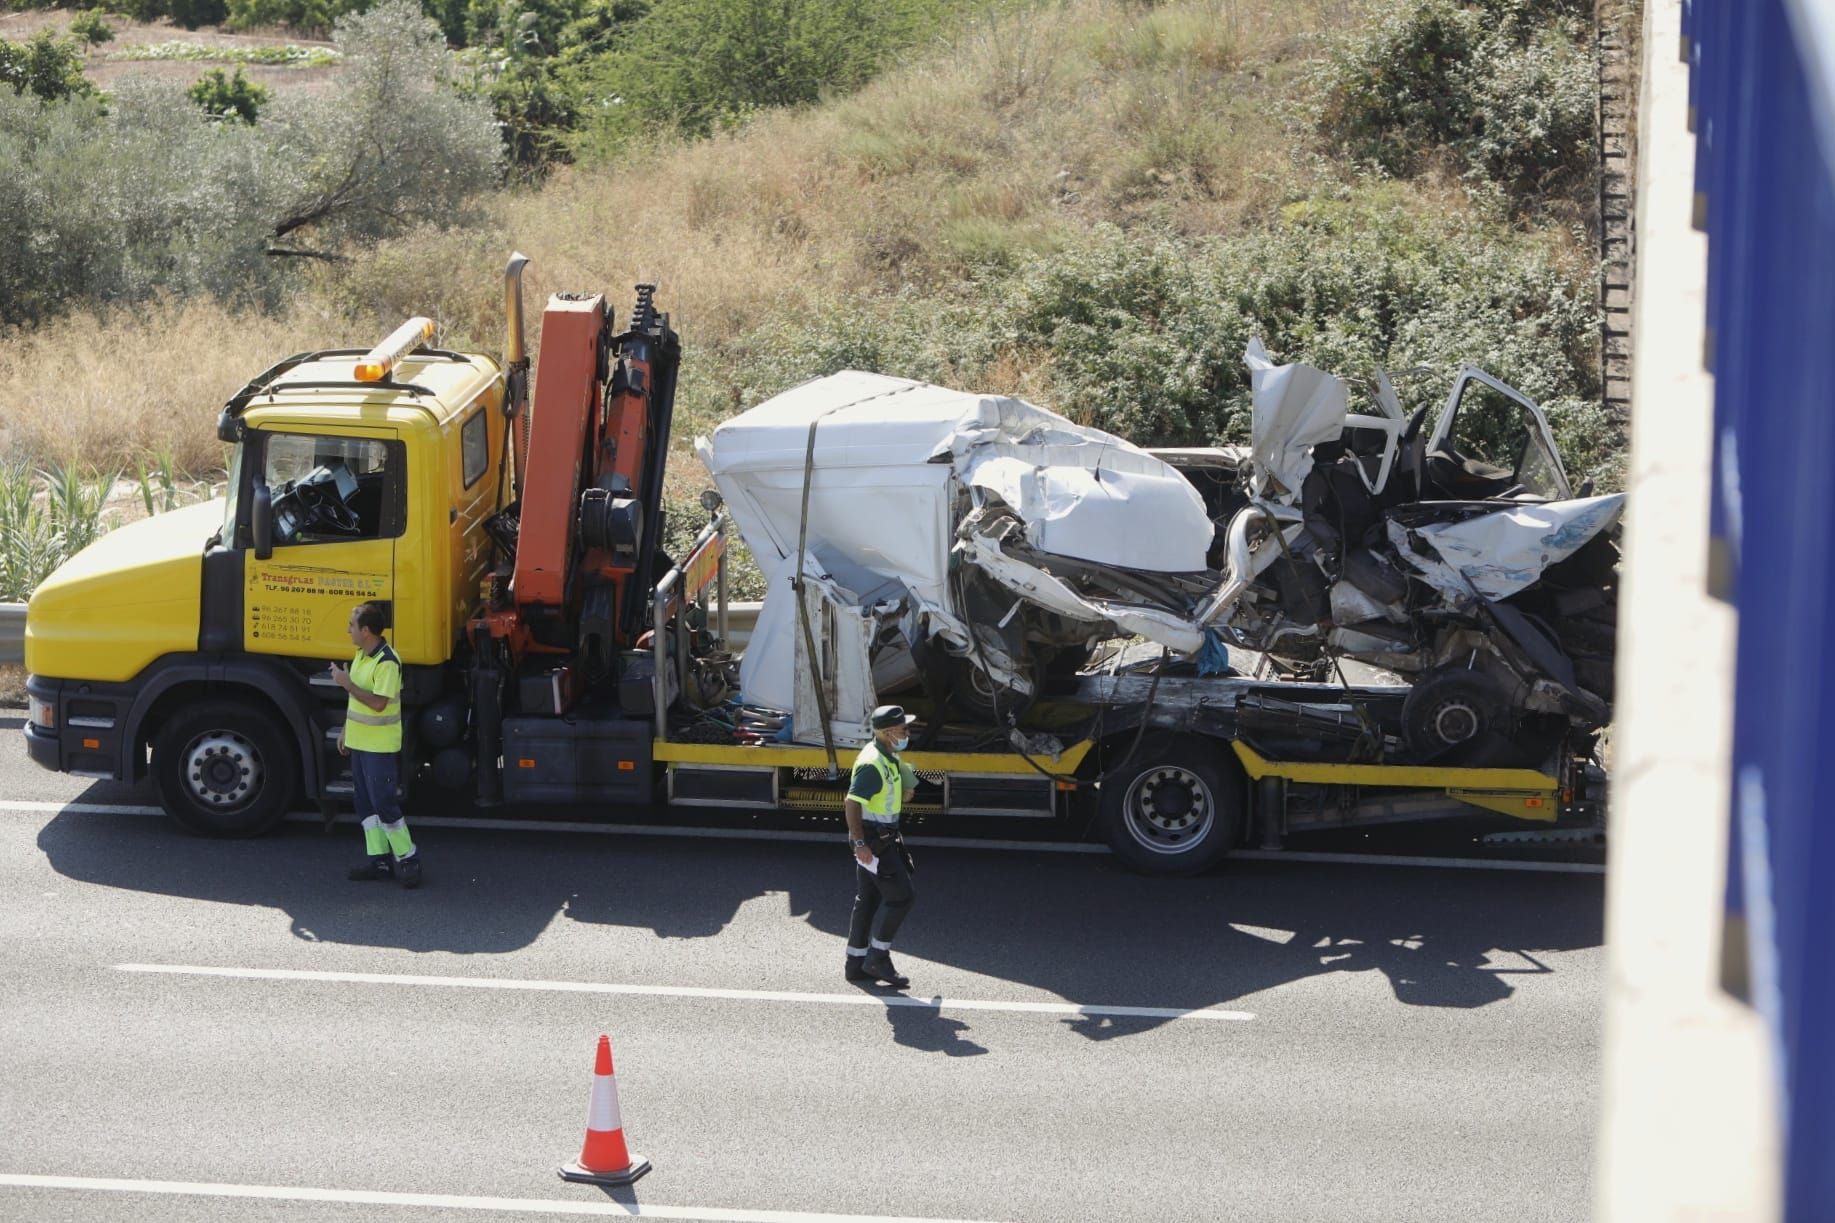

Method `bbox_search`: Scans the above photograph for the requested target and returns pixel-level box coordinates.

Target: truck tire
[1099,733,1244,875]
[151,698,299,838]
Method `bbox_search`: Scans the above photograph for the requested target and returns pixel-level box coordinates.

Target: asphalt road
[0,716,1604,1222]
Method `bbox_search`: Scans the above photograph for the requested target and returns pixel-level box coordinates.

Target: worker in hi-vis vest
[331,601,422,889]
[843,705,921,988]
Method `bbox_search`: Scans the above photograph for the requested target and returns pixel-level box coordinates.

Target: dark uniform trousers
[847,824,915,948]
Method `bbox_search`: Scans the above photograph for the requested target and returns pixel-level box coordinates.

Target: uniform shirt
[847,742,919,826]
[344,641,403,754]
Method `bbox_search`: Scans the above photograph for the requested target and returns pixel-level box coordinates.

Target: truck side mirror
[252,483,274,560]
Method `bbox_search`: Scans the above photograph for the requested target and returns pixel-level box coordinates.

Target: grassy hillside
[0,0,1613,520]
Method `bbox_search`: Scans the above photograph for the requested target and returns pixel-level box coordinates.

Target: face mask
[891,735,910,752]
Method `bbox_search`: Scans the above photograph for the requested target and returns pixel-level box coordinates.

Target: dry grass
[0,297,350,475]
[2,0,1420,481]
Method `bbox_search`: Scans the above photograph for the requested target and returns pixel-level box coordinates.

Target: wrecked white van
[697,345,1619,765]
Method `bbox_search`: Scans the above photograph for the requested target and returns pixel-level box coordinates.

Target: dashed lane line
[0,1174,1004,1222]
[0,799,1604,873]
[113,962,1257,1023]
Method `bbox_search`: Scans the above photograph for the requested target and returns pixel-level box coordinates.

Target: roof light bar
[354,317,437,382]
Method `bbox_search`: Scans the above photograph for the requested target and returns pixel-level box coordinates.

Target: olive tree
[259,0,503,259]
[0,0,501,325]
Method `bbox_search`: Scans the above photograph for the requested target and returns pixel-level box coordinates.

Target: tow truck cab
[24,332,508,836]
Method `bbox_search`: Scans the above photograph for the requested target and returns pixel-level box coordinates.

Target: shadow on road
[35,788,1602,1042]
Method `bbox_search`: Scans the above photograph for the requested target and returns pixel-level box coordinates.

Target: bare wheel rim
[1121,764,1215,855]
[1428,699,1481,746]
[181,729,264,813]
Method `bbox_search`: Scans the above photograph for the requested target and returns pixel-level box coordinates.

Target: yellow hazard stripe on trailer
[1230,741,1562,822]
[654,738,1094,776]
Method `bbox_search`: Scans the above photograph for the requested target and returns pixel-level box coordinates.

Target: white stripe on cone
[587,1072,623,1134]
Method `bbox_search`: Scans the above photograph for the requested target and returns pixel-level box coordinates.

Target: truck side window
[461,409,489,489]
[262,434,405,546]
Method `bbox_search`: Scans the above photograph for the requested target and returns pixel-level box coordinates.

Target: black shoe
[348,858,393,881]
[861,950,909,989]
[845,955,875,983]
[398,856,423,890]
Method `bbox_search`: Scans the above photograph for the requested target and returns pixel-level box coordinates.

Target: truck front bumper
[21,673,130,781]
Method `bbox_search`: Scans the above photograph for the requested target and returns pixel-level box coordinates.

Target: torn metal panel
[960,534,1207,654]
[1244,337,1351,503]
[1387,495,1627,602]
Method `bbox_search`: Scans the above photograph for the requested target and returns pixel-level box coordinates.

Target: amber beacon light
[354,316,437,382]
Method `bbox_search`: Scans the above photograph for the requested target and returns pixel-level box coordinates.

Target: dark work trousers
[349,749,402,820]
[847,828,915,949]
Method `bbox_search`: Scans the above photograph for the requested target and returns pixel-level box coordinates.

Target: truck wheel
[151,699,299,838]
[1100,734,1244,875]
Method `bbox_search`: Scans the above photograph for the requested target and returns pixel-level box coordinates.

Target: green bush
[0,31,93,103]
[577,0,967,154]
[988,190,1614,484]
[455,0,648,169]
[693,185,1615,490]
[189,66,269,122]
[68,9,115,45]
[1309,0,1596,204]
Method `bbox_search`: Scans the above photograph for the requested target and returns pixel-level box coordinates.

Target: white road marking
[0,799,1605,872]
[0,1174,1004,1222]
[114,962,1256,1023]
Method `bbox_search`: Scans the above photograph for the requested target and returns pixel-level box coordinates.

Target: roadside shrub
[1310,0,1595,205]
[986,187,1617,486]
[189,66,269,122]
[0,459,119,602]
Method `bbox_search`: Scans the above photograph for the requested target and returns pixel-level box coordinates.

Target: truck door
[244,428,404,658]
[1423,369,1572,501]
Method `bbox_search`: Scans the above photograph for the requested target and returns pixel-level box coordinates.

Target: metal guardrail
[0,603,22,665]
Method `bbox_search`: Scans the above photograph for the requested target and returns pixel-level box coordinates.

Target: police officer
[332,600,422,889]
[843,705,920,987]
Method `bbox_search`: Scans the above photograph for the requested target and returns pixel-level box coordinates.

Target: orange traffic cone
[559,1034,652,1186]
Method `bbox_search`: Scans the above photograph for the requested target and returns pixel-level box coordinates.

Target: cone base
[559,1154,651,1186]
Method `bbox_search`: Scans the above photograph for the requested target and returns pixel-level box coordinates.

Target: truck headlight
[27,692,55,731]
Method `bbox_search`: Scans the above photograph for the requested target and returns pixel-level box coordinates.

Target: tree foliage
[260,0,502,252]
[68,9,115,45]
[0,0,499,326]
[0,31,93,103]
[578,0,964,152]
[189,65,269,122]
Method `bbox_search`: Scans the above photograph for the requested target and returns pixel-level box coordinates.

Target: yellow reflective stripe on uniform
[345,643,404,753]
[850,741,903,819]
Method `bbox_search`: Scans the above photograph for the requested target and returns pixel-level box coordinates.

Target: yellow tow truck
[23,258,1600,874]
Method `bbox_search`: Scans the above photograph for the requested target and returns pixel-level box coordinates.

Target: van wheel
[1099,733,1244,875]
[151,699,298,838]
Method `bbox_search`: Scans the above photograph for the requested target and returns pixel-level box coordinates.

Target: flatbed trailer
[639,517,1599,876]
